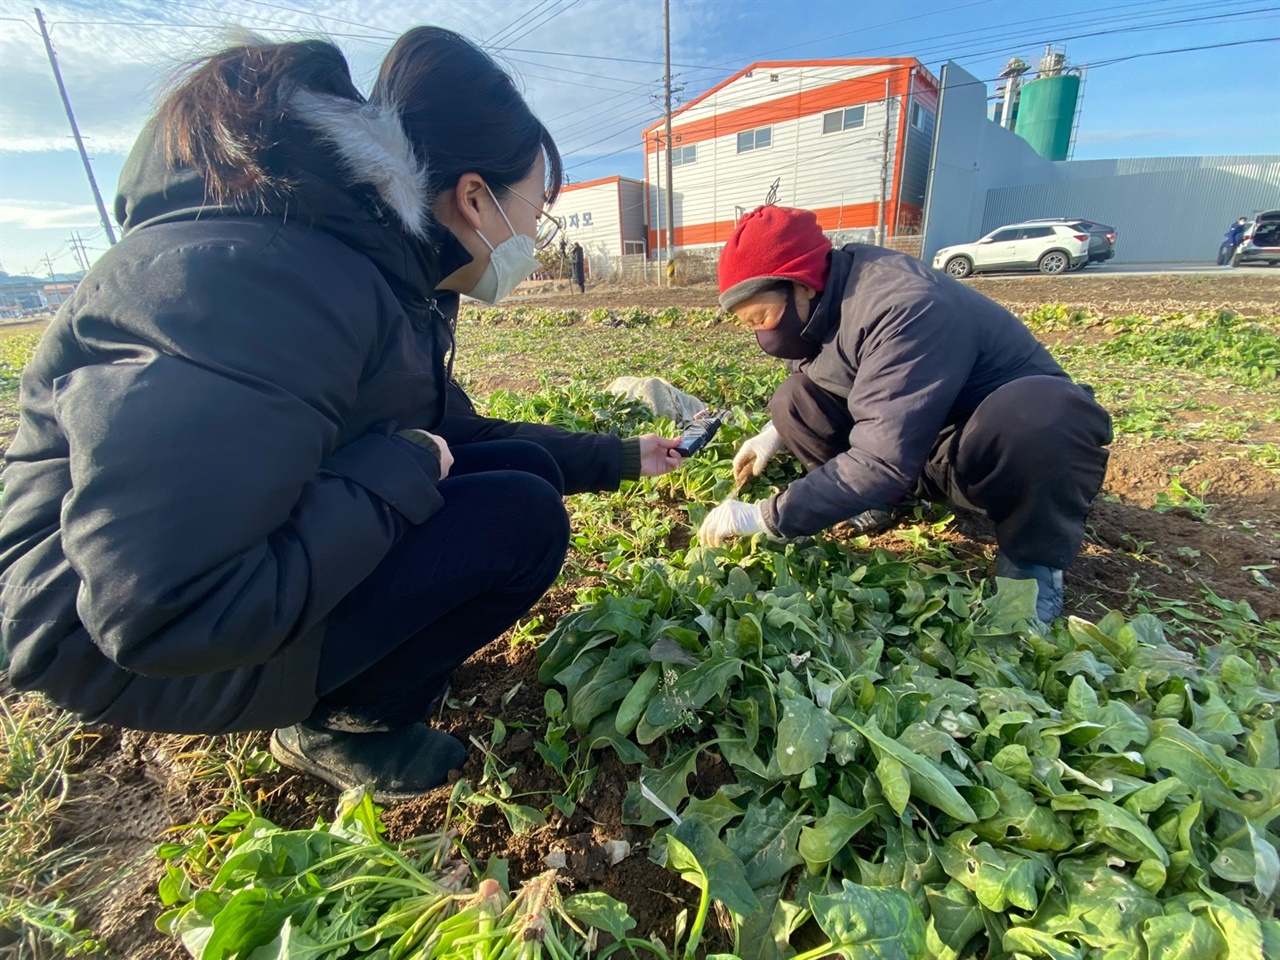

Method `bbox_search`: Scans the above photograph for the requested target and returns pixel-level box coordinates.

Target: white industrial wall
[921,62,1053,262]
[923,63,1280,264]
[550,181,624,258]
[672,63,894,126]
[983,158,1280,262]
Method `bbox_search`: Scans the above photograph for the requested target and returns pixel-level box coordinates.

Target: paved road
[979,262,1278,279]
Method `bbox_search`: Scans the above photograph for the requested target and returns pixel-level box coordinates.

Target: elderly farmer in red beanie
[699,206,1113,620]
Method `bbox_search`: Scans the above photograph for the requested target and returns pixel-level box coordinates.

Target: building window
[736,126,772,153]
[822,106,866,134]
[910,101,926,130]
[670,144,697,166]
[624,241,645,255]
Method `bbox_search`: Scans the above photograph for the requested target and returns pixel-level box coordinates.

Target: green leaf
[724,796,811,889]
[974,767,1074,851]
[666,818,761,917]
[925,884,985,957]
[807,879,927,960]
[622,745,702,826]
[1044,859,1163,951]
[1141,912,1225,960]
[731,885,807,960]
[877,755,911,817]
[977,577,1040,633]
[201,888,293,959]
[1204,894,1265,960]
[644,655,744,733]
[854,720,977,822]
[799,797,878,871]
[650,635,701,666]
[562,892,637,940]
[1189,683,1247,748]
[1145,719,1280,822]
[681,786,749,835]
[1247,821,1279,900]
[776,672,836,777]
[936,830,1045,913]
[242,918,331,960]
[1001,926,1083,960]
[1049,796,1168,865]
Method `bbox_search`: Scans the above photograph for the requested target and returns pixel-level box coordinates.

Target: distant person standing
[571,241,585,293]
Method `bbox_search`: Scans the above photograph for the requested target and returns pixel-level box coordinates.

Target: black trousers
[768,373,1112,570]
[312,440,570,729]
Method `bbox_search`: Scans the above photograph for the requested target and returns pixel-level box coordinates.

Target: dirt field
[514,270,1280,317]
[1,272,1277,958]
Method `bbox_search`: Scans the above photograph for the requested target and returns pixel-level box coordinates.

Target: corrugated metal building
[642,59,939,254]
[983,157,1280,262]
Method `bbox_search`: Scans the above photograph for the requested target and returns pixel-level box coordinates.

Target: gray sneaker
[995,553,1065,621]
[270,721,466,804]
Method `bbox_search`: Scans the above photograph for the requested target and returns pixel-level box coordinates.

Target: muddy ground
[3,271,1279,959]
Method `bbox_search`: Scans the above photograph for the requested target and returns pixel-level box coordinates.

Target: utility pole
[877,76,891,247]
[70,232,90,272]
[35,8,117,246]
[662,0,675,285]
[652,133,663,281]
[44,253,57,281]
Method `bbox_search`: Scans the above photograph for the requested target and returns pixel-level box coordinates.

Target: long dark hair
[374,27,564,204]
[157,38,362,206]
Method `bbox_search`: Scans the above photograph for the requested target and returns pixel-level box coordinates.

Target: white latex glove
[733,422,783,489]
[698,499,766,547]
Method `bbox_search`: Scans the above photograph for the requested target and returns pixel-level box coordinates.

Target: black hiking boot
[270,721,466,804]
[842,498,922,537]
[995,553,1065,622]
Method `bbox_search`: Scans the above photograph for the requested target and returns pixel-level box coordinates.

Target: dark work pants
[312,440,570,729]
[768,373,1113,570]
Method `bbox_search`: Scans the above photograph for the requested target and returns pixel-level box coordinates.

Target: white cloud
[0,0,719,160]
[0,199,103,230]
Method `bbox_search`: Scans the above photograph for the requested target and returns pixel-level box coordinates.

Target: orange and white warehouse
[642,58,938,256]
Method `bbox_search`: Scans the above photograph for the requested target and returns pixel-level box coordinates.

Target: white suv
[932,223,1091,278]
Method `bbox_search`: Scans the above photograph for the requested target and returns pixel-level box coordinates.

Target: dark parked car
[1233,210,1280,267]
[1025,218,1117,264]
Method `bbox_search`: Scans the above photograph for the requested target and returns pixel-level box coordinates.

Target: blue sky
[1,0,1277,275]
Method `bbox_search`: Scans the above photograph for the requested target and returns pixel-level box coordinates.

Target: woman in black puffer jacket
[0,29,681,802]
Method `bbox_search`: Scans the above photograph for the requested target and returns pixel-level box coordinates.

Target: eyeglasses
[504,188,563,251]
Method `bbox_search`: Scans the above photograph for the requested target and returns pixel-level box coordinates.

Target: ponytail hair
[374,27,564,205]
[157,37,362,205]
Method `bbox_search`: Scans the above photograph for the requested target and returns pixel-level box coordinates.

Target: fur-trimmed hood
[113,90,468,301]
[290,89,430,239]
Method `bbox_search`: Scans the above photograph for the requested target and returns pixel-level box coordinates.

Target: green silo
[1015,74,1080,161]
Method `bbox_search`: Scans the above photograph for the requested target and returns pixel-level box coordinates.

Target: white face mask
[466,183,541,304]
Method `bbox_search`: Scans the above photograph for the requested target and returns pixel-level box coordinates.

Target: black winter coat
[762,245,1070,537]
[0,96,625,734]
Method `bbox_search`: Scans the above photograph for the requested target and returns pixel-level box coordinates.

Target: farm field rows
[0,274,1277,959]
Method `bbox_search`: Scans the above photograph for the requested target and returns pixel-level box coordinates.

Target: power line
[237,0,400,35]
[487,0,556,47]
[660,1,1275,124]
[671,0,1271,107]
[563,33,1277,173]
[499,0,582,49]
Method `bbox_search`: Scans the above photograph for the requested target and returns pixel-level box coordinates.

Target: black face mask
[755,289,820,359]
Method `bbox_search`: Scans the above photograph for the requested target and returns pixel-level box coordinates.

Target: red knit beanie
[718,206,832,310]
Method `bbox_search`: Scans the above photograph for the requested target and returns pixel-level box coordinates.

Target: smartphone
[675,411,725,457]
